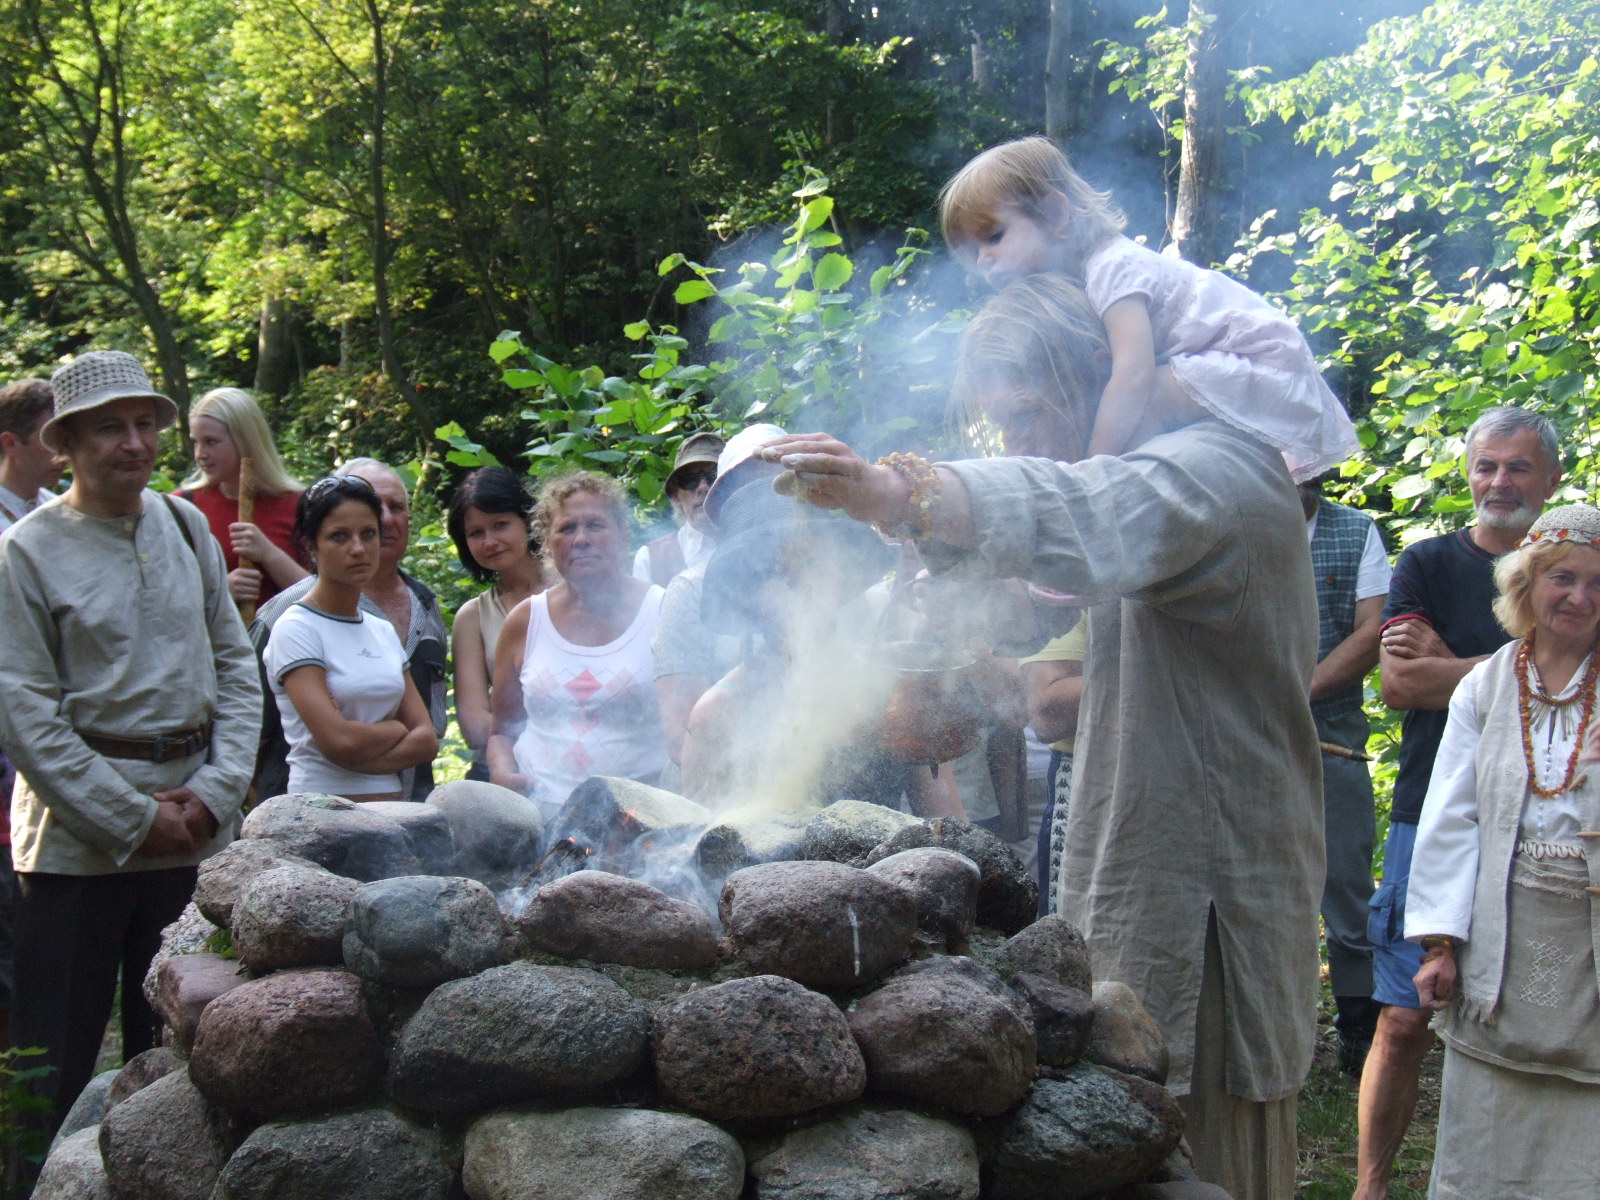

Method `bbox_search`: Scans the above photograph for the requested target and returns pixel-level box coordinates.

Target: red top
[176,484,306,605]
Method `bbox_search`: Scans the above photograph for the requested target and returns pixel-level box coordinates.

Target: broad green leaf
[813,253,854,291]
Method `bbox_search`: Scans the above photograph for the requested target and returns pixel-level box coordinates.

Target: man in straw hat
[633,430,724,587]
[0,350,261,1137]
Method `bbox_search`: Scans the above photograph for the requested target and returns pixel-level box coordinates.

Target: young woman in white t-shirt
[264,475,439,800]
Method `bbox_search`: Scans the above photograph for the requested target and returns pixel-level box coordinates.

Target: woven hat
[1519,503,1600,550]
[42,351,177,453]
[664,431,726,493]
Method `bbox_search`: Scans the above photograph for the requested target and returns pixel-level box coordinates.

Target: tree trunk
[364,0,431,436]
[1045,0,1095,150]
[254,294,297,397]
[1172,0,1249,265]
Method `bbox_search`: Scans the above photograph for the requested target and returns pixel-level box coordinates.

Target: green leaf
[489,336,521,363]
[623,321,650,341]
[799,196,835,235]
[813,253,854,291]
[674,280,717,304]
[501,369,545,390]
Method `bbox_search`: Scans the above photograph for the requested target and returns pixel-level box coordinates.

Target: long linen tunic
[0,491,262,873]
[927,420,1323,1100]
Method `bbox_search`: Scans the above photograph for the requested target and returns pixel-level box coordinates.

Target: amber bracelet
[1419,935,1456,952]
[874,452,941,541]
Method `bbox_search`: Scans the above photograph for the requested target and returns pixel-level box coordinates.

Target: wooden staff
[237,456,258,624]
[1319,740,1374,762]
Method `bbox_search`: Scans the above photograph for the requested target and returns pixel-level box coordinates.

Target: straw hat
[664,431,726,493]
[42,351,177,453]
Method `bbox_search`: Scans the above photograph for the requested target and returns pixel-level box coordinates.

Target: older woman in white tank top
[487,471,667,820]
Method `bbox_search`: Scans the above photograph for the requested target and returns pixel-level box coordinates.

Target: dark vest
[1309,499,1372,723]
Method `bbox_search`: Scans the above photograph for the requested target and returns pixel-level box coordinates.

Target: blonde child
[940,136,1357,481]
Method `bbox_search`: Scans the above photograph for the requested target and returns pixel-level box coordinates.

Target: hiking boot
[1334,994,1381,1076]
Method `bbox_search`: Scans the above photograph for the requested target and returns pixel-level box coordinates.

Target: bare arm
[1378,618,1488,711]
[1310,595,1383,702]
[451,600,493,753]
[1085,297,1159,459]
[346,677,438,775]
[680,668,744,801]
[487,601,532,794]
[281,665,410,770]
[655,674,711,766]
[230,523,310,589]
[1022,658,1084,745]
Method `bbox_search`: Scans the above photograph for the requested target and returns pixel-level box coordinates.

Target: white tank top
[511,586,668,819]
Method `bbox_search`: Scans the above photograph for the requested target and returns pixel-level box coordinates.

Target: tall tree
[1171,0,1250,264]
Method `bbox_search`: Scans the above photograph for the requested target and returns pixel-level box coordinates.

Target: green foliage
[0,1046,55,1190]
[458,180,963,523]
[1238,0,1600,547]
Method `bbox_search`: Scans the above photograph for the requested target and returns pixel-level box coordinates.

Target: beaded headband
[1518,503,1600,550]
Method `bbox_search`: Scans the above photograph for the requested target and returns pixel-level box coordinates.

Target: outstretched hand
[755,434,908,525]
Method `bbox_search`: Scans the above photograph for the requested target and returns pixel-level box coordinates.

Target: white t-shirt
[631,524,713,584]
[264,601,409,797]
[512,587,668,819]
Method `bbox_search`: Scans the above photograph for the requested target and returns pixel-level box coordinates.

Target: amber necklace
[1514,631,1600,798]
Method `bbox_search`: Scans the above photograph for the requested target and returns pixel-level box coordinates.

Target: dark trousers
[13,867,197,1132]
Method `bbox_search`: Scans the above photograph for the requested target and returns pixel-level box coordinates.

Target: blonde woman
[176,387,307,606]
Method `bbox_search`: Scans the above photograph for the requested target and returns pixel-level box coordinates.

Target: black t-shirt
[1382,528,1510,823]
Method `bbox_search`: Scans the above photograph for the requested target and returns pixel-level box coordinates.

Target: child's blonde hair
[183,387,302,495]
[940,136,1125,278]
[951,276,1111,459]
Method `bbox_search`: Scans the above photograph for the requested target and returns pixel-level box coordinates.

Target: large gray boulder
[149,953,250,1050]
[1009,972,1096,1069]
[800,800,920,867]
[847,957,1036,1116]
[34,1126,112,1200]
[549,776,710,846]
[463,1106,743,1200]
[98,1071,230,1200]
[695,806,810,876]
[993,915,1092,992]
[231,865,360,971]
[865,847,981,948]
[212,1107,460,1200]
[747,1104,981,1200]
[866,817,1037,934]
[193,839,325,928]
[516,871,717,970]
[388,962,648,1115]
[425,780,546,890]
[719,860,918,990]
[982,1065,1185,1200]
[189,968,386,1118]
[343,875,505,989]
[652,975,866,1121]
[361,800,457,875]
[106,1047,184,1109]
[50,1070,117,1152]
[241,793,421,881]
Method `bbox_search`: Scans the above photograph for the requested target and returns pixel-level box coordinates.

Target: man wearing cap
[1355,406,1561,1200]
[0,351,261,1133]
[633,431,723,587]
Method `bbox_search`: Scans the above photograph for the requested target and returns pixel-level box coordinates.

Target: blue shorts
[1368,819,1424,1008]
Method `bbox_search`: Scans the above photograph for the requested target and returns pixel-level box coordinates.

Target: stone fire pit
[35,780,1223,1200]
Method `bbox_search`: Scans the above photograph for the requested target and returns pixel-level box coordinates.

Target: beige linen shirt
[927,421,1324,1102]
[0,491,261,874]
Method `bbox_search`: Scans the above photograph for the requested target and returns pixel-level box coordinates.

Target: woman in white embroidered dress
[487,471,667,819]
[1407,502,1600,1200]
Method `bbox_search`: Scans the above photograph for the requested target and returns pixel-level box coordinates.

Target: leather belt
[79,723,212,763]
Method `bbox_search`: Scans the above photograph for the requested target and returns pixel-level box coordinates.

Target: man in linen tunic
[924,420,1323,1198]
[0,355,261,1132]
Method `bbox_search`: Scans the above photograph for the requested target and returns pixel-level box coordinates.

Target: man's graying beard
[1476,496,1540,529]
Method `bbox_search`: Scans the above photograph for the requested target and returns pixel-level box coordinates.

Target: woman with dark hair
[1406,503,1600,1199]
[488,470,667,818]
[263,475,438,801]
[447,468,549,776]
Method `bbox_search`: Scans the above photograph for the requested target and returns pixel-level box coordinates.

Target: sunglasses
[305,474,378,502]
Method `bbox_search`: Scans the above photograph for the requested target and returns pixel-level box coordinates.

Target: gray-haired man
[1354,406,1561,1200]
[0,352,260,1132]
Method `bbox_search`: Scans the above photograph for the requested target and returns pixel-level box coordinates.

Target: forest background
[3,0,1598,792]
